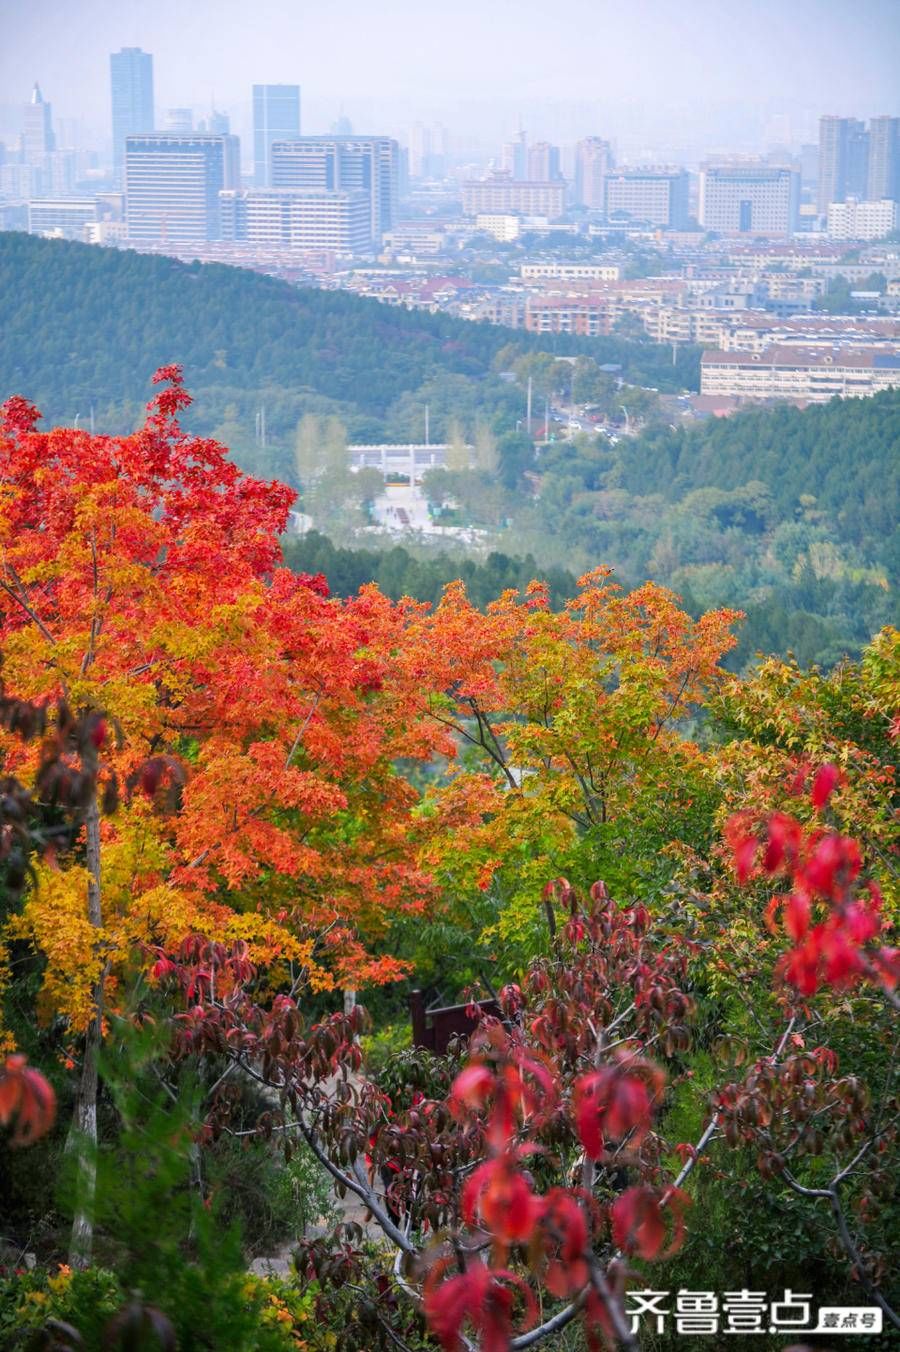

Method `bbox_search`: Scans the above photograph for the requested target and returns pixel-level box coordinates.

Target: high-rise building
[409,122,448,179]
[253,84,301,186]
[125,133,240,243]
[110,49,154,184]
[23,83,55,162]
[817,116,869,214]
[219,187,372,252]
[699,163,800,235]
[270,136,399,239]
[605,167,689,227]
[868,116,900,203]
[501,131,527,181]
[527,142,561,182]
[575,137,613,209]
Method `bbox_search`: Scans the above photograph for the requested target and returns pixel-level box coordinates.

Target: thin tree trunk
[68,767,103,1269]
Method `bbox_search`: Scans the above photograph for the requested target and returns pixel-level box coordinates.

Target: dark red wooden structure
[409,990,499,1056]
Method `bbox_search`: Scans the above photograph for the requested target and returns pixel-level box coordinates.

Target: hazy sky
[2,0,899,154]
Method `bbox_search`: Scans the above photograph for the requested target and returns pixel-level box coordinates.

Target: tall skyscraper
[23,83,54,162]
[125,133,240,243]
[501,131,527,180]
[699,163,799,234]
[110,48,154,184]
[575,137,613,208]
[409,122,448,178]
[527,142,561,182]
[271,136,399,239]
[817,116,869,214]
[253,85,301,186]
[868,116,900,203]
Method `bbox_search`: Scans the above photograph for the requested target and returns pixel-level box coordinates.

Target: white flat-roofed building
[521,262,621,281]
[826,198,899,240]
[699,163,800,235]
[474,214,521,241]
[701,344,900,402]
[219,187,371,253]
[28,197,97,239]
[462,177,566,219]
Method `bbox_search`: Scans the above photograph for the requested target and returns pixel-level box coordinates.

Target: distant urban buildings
[527,141,562,182]
[270,136,399,239]
[124,133,240,243]
[23,84,54,162]
[501,131,528,180]
[462,175,566,219]
[702,345,900,402]
[252,84,301,187]
[699,163,800,234]
[826,197,898,241]
[574,138,613,210]
[605,167,689,228]
[867,116,900,202]
[409,122,448,178]
[110,49,154,185]
[219,187,371,252]
[818,116,869,215]
[164,108,194,132]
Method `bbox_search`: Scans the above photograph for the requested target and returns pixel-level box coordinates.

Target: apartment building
[125,133,241,242]
[271,136,399,240]
[699,163,800,235]
[826,198,898,241]
[605,168,690,228]
[462,176,566,218]
[218,187,372,253]
[574,138,613,210]
[701,345,900,402]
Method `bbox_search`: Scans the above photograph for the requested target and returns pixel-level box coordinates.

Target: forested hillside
[0,232,698,476]
[417,390,899,669]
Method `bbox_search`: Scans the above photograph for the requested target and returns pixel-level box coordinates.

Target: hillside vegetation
[0,232,698,480]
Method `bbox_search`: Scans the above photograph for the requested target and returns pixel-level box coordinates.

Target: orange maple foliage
[0,369,442,1036]
[389,570,740,909]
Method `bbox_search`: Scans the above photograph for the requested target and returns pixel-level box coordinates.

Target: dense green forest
[288,391,898,671]
[283,531,578,610]
[0,232,698,480]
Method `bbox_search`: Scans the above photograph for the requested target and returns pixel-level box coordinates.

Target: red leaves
[538,1189,589,1297]
[462,1156,540,1244]
[451,1043,556,1153]
[452,1063,494,1112]
[0,394,42,435]
[574,1054,664,1160]
[725,764,892,999]
[424,1259,536,1352]
[811,762,840,810]
[0,1054,56,1146]
[611,1185,688,1260]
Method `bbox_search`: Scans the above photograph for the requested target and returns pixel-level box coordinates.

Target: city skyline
[2,0,899,157]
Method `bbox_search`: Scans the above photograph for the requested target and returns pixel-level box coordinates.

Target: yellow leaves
[9,863,105,1031]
